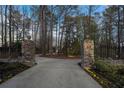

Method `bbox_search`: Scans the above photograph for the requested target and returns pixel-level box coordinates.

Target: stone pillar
[83,39,94,67]
[22,35,36,66]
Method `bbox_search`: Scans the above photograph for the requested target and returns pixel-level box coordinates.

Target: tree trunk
[9,5,12,57]
[4,5,8,47]
[0,6,4,46]
[40,5,46,56]
[49,6,53,56]
[117,6,121,59]
[88,6,92,37]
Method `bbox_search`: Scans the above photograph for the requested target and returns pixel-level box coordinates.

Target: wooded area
[0,5,124,59]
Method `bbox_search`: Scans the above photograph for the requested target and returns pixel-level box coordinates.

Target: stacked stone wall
[21,38,35,66]
[83,39,94,67]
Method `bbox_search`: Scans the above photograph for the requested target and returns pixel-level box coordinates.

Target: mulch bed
[83,67,112,88]
[0,62,30,84]
[83,67,124,88]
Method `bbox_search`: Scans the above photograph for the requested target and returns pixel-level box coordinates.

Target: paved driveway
[0,57,101,88]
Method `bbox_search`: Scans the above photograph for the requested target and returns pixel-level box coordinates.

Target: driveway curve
[0,57,101,88]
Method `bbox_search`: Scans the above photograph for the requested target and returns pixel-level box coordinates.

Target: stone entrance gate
[21,35,36,66]
[20,34,94,67]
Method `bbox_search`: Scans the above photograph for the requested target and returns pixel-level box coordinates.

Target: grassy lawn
[0,62,30,84]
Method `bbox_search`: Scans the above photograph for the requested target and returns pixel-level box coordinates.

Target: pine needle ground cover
[0,62,30,84]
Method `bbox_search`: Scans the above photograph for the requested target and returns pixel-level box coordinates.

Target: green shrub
[116,65,124,75]
[12,41,21,48]
[92,59,124,87]
[92,60,116,73]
